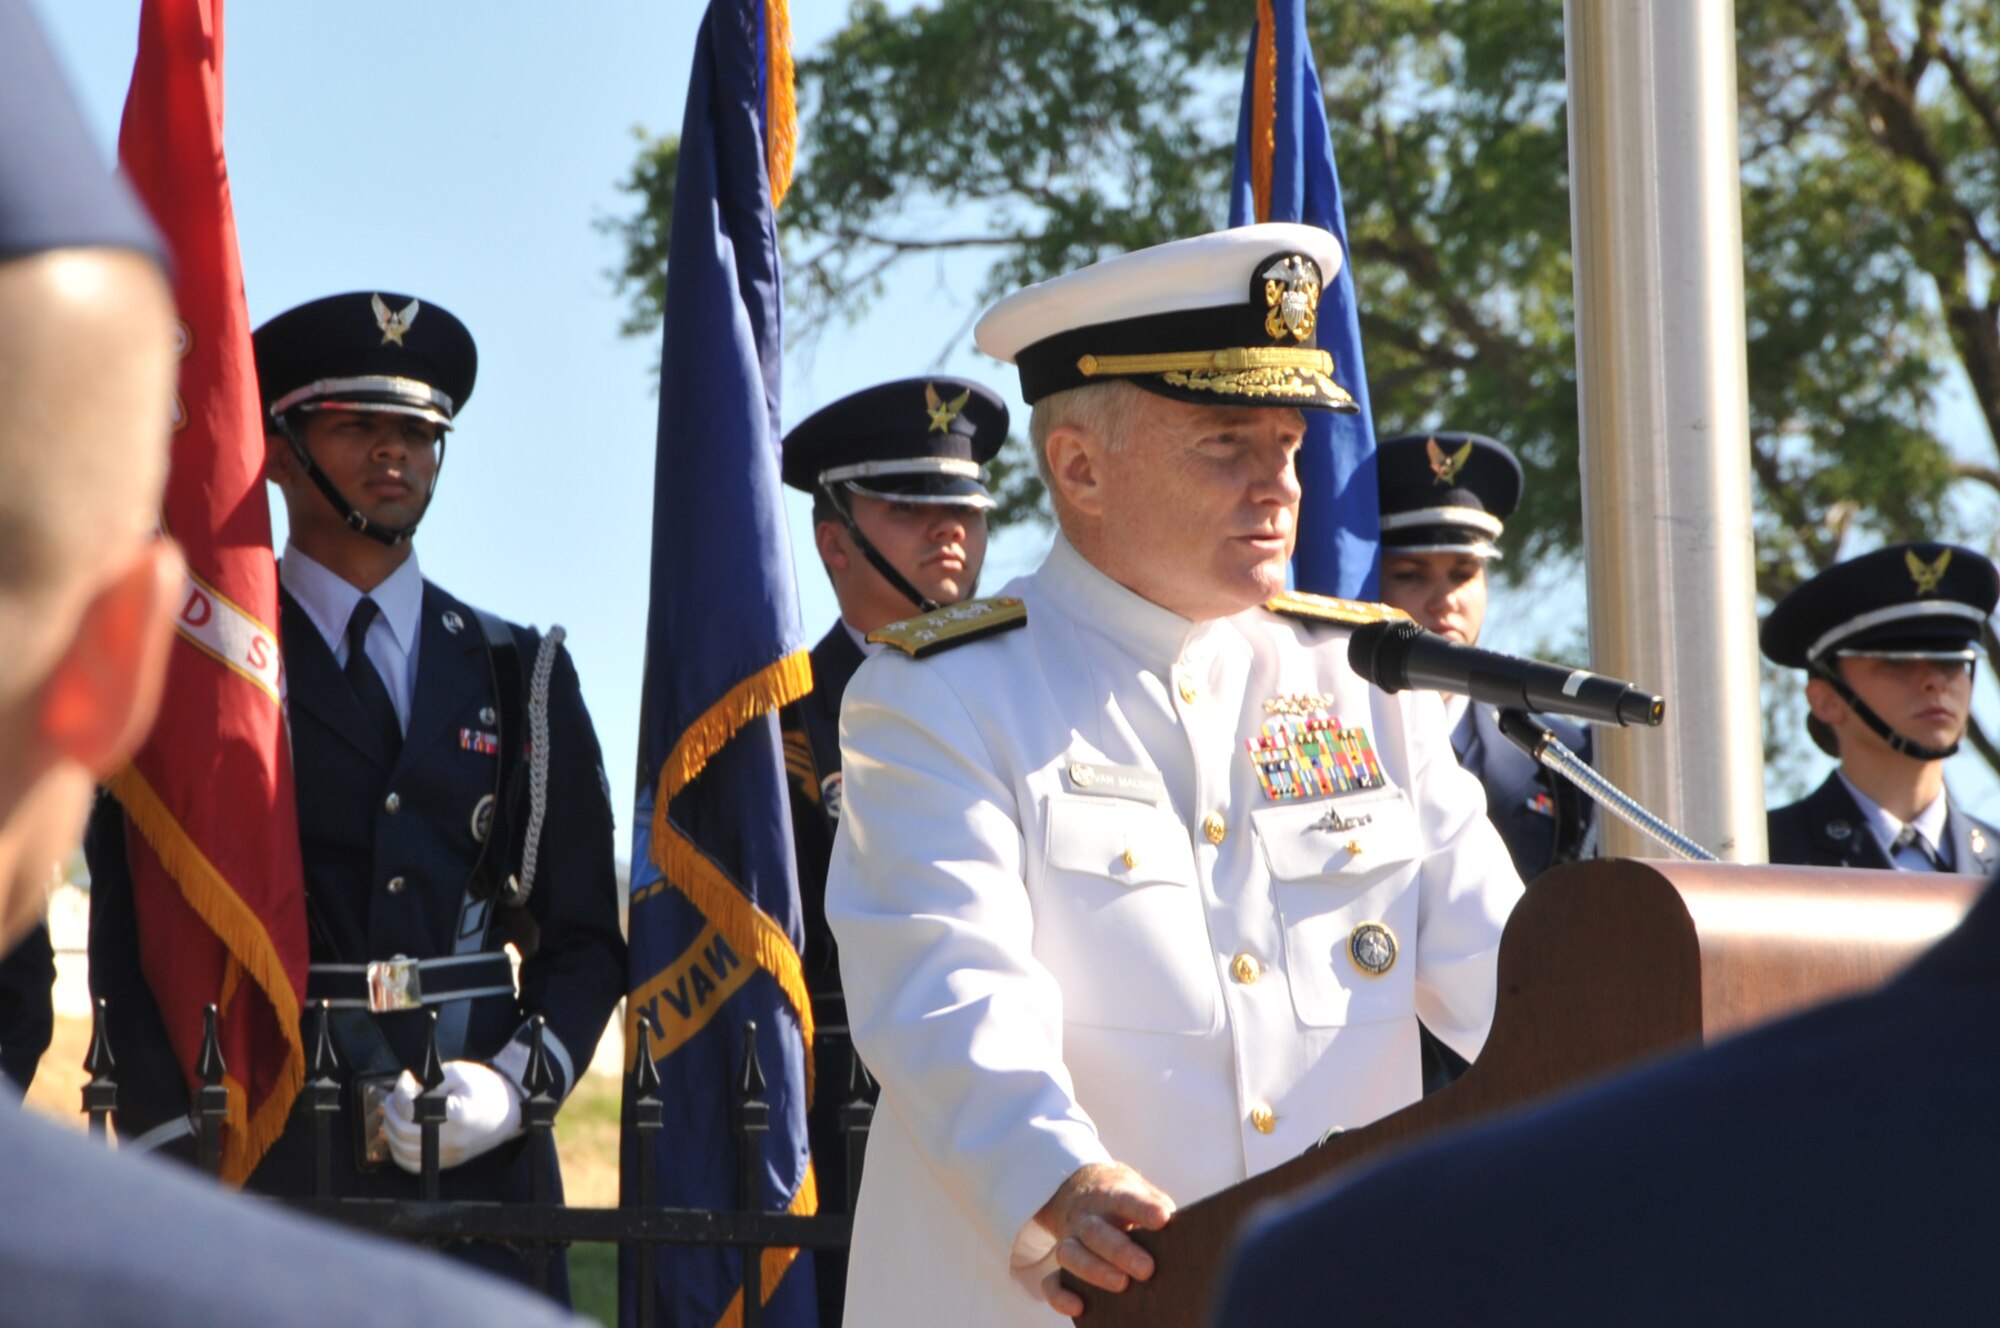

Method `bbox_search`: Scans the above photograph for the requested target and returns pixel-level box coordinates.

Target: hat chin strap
[1810,659,1961,761]
[825,484,942,616]
[278,412,443,548]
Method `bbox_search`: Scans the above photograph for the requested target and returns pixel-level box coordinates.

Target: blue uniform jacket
[86,581,623,1289]
[1453,703,1594,882]
[0,1092,578,1328]
[0,923,54,1091]
[1768,772,2000,874]
[779,621,872,1326]
[781,621,863,1005]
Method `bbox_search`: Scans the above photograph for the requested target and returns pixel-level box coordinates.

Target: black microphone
[1347,619,1664,728]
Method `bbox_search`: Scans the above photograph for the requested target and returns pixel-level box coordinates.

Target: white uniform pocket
[1253,788,1422,1028]
[1034,797,1218,1035]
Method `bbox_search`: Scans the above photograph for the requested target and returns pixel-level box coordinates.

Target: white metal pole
[1563,0,1768,861]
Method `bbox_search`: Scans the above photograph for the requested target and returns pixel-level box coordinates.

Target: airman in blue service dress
[1760,541,2000,875]
[85,292,625,1301]
[1376,431,1595,883]
[777,376,1006,1325]
[1375,431,1593,1090]
[1,7,575,1320]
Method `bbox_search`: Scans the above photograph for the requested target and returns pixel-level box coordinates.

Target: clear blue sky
[31,0,2000,831]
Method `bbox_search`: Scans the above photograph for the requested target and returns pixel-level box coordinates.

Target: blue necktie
[344,597,402,761]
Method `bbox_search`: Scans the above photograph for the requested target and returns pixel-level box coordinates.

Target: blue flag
[1229,1,1380,599]
[620,3,818,1324]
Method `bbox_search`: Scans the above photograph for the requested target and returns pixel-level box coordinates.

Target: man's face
[271,408,441,536]
[1820,655,1975,759]
[1379,551,1490,645]
[1089,396,1305,621]
[827,494,988,628]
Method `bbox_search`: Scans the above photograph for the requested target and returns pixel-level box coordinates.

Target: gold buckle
[365,956,423,1013]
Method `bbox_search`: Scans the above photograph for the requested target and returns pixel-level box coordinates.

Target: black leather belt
[306,953,514,1014]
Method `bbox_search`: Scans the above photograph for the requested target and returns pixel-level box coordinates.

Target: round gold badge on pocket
[1347,921,1398,977]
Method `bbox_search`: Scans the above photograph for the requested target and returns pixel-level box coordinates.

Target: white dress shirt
[279,542,423,733]
[842,617,888,659]
[1837,771,1952,872]
[827,535,1523,1326]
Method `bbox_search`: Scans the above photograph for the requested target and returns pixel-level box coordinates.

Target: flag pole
[1563,0,1768,861]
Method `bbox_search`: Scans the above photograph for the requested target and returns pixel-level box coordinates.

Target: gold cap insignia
[1261,254,1321,343]
[372,293,420,347]
[925,381,971,434]
[1907,547,1951,596]
[1427,436,1473,486]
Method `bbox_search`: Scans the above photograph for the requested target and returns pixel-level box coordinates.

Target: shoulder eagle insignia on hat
[868,596,1027,658]
[925,382,972,434]
[1427,436,1473,486]
[1262,255,1321,342]
[1907,547,1950,596]
[1266,590,1412,629]
[372,293,420,347]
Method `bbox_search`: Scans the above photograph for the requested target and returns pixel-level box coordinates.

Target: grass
[570,1240,620,1326]
[555,1065,625,1323]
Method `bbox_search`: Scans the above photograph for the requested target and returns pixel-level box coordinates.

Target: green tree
[606,0,2000,776]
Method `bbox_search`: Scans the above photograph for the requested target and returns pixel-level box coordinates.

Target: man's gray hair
[1026,380,1150,493]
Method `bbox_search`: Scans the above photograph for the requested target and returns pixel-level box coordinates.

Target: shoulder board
[1264,591,1411,629]
[867,597,1027,659]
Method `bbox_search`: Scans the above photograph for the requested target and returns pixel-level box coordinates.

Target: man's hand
[381,1060,524,1172]
[1029,1161,1177,1316]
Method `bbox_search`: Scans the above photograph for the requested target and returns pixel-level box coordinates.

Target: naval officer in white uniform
[825,224,1524,1325]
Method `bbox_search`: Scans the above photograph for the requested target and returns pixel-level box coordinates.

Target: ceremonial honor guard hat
[1761,542,2000,668]
[783,376,1007,509]
[1376,431,1523,560]
[973,222,1358,412]
[253,291,478,430]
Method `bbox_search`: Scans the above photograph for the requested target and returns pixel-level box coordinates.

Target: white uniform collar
[1835,770,1949,857]
[1035,533,1236,671]
[280,542,425,658]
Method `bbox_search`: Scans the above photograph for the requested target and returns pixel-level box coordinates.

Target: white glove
[382,1059,524,1173]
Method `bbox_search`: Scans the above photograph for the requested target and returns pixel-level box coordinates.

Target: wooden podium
[1072,859,1980,1326]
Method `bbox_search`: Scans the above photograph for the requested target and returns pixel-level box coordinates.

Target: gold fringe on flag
[1251,0,1278,222]
[106,763,305,1184]
[650,648,818,1327]
[713,1164,820,1328]
[648,647,817,1089]
[765,0,797,208]
[651,809,818,1102]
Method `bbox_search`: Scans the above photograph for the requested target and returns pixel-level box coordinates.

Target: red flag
[111,0,309,1184]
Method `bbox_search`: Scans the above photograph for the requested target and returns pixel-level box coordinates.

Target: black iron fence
[81,999,868,1328]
